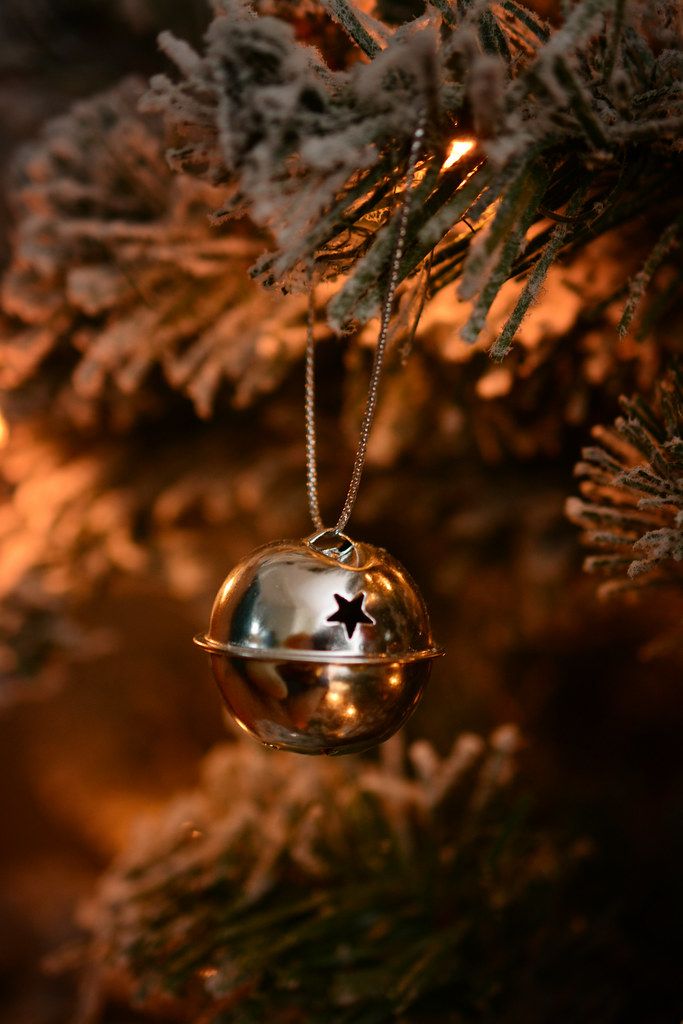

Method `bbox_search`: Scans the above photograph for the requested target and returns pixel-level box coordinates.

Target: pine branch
[78,728,583,1023]
[139,0,683,350]
[0,79,308,420]
[567,367,683,594]
[498,1,549,43]
[428,0,457,27]
[618,216,683,336]
[460,164,547,342]
[491,184,588,360]
[319,0,383,56]
[602,0,626,84]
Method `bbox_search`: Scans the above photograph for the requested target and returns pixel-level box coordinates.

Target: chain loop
[305,111,426,534]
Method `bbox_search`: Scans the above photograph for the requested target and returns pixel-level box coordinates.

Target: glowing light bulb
[442,138,476,170]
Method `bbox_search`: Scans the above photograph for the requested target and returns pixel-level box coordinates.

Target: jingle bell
[194,529,443,755]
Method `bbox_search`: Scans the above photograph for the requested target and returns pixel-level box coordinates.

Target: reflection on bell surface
[194,529,443,755]
[210,655,431,755]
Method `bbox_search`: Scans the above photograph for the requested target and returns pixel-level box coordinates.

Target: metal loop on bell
[306,528,357,564]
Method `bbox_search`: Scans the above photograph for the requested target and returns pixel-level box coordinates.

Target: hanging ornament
[196,529,440,754]
[195,113,443,755]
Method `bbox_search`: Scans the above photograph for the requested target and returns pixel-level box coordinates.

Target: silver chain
[305,111,426,535]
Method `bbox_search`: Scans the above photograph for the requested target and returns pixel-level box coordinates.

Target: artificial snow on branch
[567,366,683,594]
[0,77,308,420]
[77,725,582,1023]
[144,0,683,349]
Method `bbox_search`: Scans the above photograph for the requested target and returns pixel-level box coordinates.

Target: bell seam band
[193,635,444,664]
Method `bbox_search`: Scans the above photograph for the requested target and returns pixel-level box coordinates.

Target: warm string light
[442,137,476,170]
[412,137,476,186]
[0,409,9,448]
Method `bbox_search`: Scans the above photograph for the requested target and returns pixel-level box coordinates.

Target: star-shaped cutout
[326,592,375,639]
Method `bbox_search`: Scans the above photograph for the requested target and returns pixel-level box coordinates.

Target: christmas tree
[0,1,681,1021]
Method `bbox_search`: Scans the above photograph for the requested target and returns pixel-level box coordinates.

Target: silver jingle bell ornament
[194,529,443,755]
